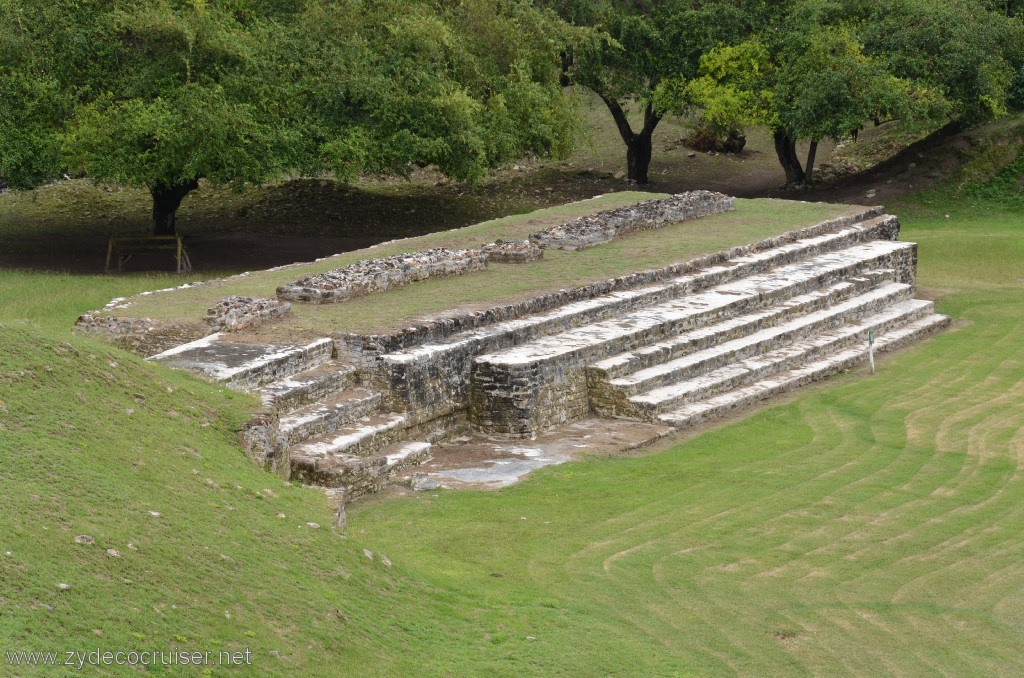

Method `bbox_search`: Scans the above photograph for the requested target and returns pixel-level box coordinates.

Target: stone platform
[148,204,948,499]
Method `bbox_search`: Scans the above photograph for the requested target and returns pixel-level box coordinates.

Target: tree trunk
[150,178,199,236]
[805,140,819,184]
[598,93,661,185]
[627,131,653,184]
[773,130,806,187]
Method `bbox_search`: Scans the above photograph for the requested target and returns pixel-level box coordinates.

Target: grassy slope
[0,272,230,335]
[3,196,1020,676]
[3,321,556,676]
[95,196,858,340]
[349,196,1024,675]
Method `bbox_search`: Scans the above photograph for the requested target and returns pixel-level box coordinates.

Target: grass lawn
[1,189,1023,675]
[89,195,861,341]
[349,195,1024,675]
[0,271,232,334]
[0,323,470,676]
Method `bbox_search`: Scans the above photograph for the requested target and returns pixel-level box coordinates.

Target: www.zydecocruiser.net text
[5,647,253,670]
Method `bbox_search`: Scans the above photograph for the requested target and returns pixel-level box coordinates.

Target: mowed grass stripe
[353,209,1024,675]
[575,315,1023,674]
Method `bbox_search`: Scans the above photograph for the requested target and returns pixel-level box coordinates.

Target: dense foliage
[538,0,759,183]
[0,0,579,234]
[2,0,1023,220]
[656,0,1024,186]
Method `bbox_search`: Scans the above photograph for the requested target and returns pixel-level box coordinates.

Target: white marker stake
[868,330,876,374]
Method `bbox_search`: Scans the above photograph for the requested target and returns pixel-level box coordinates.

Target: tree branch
[641,101,661,137]
[597,92,636,145]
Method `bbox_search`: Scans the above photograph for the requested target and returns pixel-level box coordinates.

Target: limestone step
[588,271,894,383]
[278,389,383,447]
[290,441,432,493]
[379,213,898,371]
[261,362,358,413]
[597,281,913,409]
[288,412,408,474]
[657,313,951,429]
[629,299,935,419]
[148,334,335,391]
[476,240,915,373]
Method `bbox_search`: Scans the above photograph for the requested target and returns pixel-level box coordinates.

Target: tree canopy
[283,0,580,185]
[3,0,1023,216]
[1,0,580,234]
[0,2,69,189]
[540,0,756,183]
[657,0,1024,186]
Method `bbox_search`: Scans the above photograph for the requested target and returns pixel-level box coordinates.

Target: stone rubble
[204,296,291,333]
[529,190,735,251]
[410,472,440,491]
[480,239,543,264]
[72,314,160,352]
[276,248,489,303]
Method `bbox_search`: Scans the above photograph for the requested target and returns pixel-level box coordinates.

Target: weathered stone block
[205,296,290,332]
[480,239,543,263]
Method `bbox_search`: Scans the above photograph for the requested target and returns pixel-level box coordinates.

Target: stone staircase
[151,207,947,498]
[254,362,439,497]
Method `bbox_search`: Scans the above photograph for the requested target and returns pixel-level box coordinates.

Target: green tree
[280,0,579,186]
[660,0,1021,187]
[0,3,68,188]
[860,0,1023,122]
[655,41,765,153]
[5,0,578,236]
[765,16,926,186]
[541,0,755,184]
[47,0,298,235]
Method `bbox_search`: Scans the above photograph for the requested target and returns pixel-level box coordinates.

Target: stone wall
[276,248,489,303]
[74,313,207,356]
[75,296,291,356]
[529,190,735,251]
[466,241,917,437]
[364,211,899,436]
[237,407,285,476]
[76,204,886,363]
[480,239,543,263]
[470,360,590,436]
[205,296,291,332]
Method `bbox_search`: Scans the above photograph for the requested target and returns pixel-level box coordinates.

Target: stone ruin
[480,239,543,264]
[529,190,735,250]
[275,248,488,303]
[143,203,948,499]
[205,296,291,333]
[74,191,731,353]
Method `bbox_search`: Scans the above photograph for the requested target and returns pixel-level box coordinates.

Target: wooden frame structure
[105,235,193,273]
